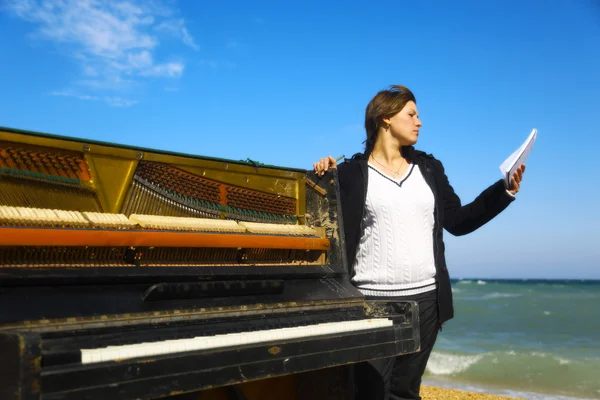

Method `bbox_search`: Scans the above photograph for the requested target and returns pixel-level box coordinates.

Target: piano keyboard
[81,318,393,364]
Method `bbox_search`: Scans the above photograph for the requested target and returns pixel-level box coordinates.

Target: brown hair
[364,85,416,155]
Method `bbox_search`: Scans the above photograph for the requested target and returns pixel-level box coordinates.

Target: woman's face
[384,101,422,146]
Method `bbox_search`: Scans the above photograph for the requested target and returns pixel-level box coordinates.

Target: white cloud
[155,18,199,50]
[139,61,184,77]
[104,96,139,107]
[6,0,197,106]
[50,89,138,108]
[50,90,100,102]
[76,75,137,91]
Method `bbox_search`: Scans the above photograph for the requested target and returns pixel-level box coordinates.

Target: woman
[313,85,525,400]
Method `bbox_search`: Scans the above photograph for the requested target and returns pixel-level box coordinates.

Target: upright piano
[0,126,420,400]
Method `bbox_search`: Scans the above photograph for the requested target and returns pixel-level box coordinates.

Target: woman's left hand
[508,164,526,195]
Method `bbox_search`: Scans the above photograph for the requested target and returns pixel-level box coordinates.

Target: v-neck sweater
[352,163,437,296]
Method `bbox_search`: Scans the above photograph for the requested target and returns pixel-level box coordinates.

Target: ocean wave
[457,292,522,301]
[427,350,579,376]
[481,292,522,299]
[530,351,572,364]
[477,280,487,285]
[426,352,483,375]
[457,280,472,284]
[425,350,600,398]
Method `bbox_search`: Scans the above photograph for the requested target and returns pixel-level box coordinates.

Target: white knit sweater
[352,163,437,297]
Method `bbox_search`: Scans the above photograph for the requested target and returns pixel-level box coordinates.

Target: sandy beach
[421,385,522,400]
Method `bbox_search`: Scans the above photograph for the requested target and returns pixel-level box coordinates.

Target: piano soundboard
[0,126,419,400]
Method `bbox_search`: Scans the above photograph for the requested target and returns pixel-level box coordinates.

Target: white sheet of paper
[500,128,537,188]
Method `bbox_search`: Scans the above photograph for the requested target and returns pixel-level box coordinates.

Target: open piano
[0,126,420,400]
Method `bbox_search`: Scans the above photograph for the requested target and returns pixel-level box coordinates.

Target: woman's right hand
[313,156,337,177]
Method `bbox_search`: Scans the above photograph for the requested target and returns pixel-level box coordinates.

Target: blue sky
[1,0,599,279]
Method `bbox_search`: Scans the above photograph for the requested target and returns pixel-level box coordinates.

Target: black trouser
[355,290,439,400]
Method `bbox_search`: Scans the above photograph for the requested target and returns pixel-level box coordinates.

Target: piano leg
[0,332,42,400]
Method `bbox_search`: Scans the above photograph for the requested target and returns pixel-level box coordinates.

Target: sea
[422,279,600,399]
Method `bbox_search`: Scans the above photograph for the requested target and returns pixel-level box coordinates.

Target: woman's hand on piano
[313,156,337,177]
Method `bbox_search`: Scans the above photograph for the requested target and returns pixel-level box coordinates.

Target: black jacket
[337,146,515,325]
